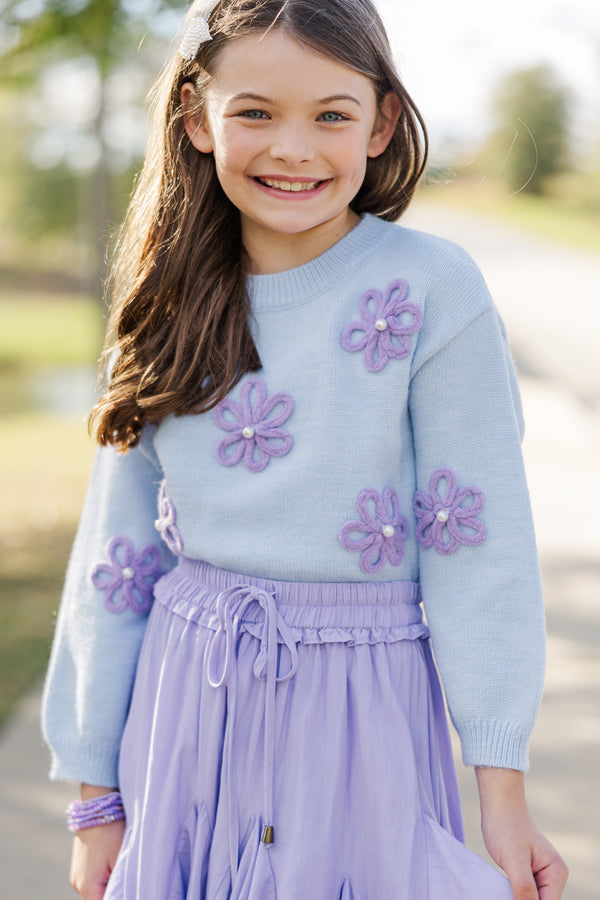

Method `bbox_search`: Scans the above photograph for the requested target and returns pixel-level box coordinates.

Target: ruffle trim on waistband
[240,621,429,645]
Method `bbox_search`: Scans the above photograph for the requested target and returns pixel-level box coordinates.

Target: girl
[42,1,568,898]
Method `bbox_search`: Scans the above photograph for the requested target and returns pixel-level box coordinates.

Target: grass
[420,180,600,256]
[0,292,103,368]
[0,293,99,730]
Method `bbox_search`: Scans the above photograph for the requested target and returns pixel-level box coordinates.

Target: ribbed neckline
[247,213,391,311]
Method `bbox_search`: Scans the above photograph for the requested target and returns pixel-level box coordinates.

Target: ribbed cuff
[457,719,531,771]
[48,739,120,788]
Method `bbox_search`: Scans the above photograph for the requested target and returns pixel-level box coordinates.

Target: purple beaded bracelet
[66,791,125,833]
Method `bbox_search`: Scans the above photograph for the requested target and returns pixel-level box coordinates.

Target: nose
[269,122,315,167]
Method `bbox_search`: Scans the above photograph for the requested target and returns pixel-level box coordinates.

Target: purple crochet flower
[214,377,294,473]
[340,279,423,372]
[91,536,162,614]
[154,481,184,556]
[339,487,408,575]
[413,468,487,555]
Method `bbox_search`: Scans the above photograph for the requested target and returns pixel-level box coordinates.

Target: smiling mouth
[255,177,327,192]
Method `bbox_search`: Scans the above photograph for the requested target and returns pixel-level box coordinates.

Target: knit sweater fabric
[42,213,545,788]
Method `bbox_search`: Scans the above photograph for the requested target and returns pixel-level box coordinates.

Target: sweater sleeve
[408,250,545,771]
[41,426,176,786]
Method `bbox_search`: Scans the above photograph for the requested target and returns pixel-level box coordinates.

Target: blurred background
[0,1,598,897]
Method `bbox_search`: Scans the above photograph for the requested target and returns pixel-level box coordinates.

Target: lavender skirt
[105,559,512,899]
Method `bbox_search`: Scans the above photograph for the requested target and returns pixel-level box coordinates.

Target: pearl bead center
[436,510,450,523]
[375,318,388,332]
[382,524,395,538]
[242,426,255,439]
[122,567,135,580]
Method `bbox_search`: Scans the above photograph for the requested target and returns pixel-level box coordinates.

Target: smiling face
[183,30,400,272]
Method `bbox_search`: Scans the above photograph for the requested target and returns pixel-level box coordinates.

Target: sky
[377,0,599,156]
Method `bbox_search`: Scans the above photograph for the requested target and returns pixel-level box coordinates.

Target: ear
[367,91,402,158]
[181,82,214,153]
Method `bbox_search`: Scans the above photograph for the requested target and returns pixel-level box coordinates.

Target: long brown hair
[91,0,428,450]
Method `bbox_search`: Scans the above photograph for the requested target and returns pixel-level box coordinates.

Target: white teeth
[260,178,320,191]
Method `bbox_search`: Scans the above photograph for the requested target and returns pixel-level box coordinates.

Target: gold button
[261,824,274,844]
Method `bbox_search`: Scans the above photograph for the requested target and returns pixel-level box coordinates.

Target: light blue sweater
[42,214,545,787]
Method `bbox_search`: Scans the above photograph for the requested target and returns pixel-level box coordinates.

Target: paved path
[1,202,598,899]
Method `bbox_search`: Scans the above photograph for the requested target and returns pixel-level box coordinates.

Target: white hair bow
[179,0,222,60]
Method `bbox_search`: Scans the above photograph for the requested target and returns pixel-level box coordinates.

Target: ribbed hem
[458,719,531,771]
[48,739,120,788]
[248,214,393,310]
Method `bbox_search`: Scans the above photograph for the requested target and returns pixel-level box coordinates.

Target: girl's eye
[319,111,348,123]
[239,109,268,120]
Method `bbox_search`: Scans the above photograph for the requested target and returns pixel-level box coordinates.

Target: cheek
[331,133,370,176]
[213,147,249,192]
[213,145,231,175]
[349,166,368,194]
[344,148,369,190]
[214,132,258,179]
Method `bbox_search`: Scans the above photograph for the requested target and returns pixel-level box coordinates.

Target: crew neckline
[247,214,392,311]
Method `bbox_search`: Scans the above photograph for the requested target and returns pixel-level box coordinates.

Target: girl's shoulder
[366,213,484,284]
[364,214,494,326]
[359,216,502,379]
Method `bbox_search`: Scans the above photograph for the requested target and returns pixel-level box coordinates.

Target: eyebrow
[229,92,274,104]
[318,94,362,107]
[228,92,362,107]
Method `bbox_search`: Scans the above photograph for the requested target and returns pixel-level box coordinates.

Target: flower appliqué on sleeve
[214,376,294,473]
[91,536,162,614]
[154,481,184,556]
[339,487,408,575]
[340,279,423,372]
[413,468,487,555]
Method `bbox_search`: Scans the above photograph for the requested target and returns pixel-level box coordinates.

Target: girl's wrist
[80,783,119,802]
[68,789,125,833]
[475,766,529,817]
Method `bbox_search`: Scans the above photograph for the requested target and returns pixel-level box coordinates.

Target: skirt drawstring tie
[206,584,299,881]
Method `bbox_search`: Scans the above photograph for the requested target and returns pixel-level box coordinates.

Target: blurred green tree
[0,0,184,298]
[486,64,572,195]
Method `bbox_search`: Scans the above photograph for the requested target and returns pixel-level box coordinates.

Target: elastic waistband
[154,558,426,640]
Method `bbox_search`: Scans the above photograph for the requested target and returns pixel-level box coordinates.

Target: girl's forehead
[210,29,375,98]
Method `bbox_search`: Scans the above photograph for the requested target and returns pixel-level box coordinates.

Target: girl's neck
[242,208,361,275]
